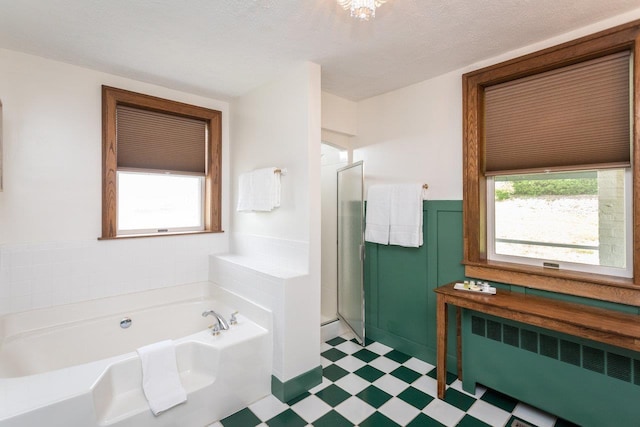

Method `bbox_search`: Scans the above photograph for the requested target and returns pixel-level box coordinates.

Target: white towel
[365,185,392,244]
[137,340,187,416]
[251,167,278,211]
[236,167,281,212]
[389,184,424,248]
[237,172,253,212]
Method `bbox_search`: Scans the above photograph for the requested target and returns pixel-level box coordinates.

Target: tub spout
[202,310,230,330]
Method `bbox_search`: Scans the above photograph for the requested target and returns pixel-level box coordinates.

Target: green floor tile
[359,411,401,427]
[352,337,374,345]
[397,386,434,410]
[390,366,422,384]
[323,364,349,382]
[220,407,261,427]
[266,408,307,427]
[354,365,385,382]
[286,391,310,406]
[321,348,348,362]
[326,336,347,346]
[384,349,411,363]
[443,388,476,411]
[312,409,353,427]
[426,367,458,384]
[457,414,493,427]
[314,384,351,407]
[356,385,392,408]
[406,413,446,427]
[481,388,519,412]
[353,348,380,363]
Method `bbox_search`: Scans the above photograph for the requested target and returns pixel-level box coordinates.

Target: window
[462,20,640,303]
[117,171,204,234]
[101,86,222,238]
[487,169,632,278]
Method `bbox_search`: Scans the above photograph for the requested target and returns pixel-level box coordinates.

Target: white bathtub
[0,282,273,427]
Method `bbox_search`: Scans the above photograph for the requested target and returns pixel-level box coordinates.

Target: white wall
[322,92,357,137]
[224,62,322,382]
[353,8,640,201]
[232,63,319,244]
[320,144,347,322]
[0,49,231,314]
[353,70,463,200]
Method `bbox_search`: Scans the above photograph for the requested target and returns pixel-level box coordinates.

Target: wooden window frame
[462,20,640,305]
[101,86,222,239]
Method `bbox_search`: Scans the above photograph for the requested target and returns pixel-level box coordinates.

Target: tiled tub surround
[216,335,578,427]
[229,233,309,275]
[0,235,221,316]
[210,232,321,396]
[0,282,273,427]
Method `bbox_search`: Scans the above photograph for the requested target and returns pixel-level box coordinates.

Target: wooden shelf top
[435,282,640,342]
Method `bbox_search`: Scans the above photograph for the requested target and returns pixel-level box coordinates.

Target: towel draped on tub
[137,340,187,416]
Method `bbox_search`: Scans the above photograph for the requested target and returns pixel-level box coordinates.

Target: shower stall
[320,142,365,342]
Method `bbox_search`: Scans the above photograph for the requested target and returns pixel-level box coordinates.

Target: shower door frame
[336,161,365,345]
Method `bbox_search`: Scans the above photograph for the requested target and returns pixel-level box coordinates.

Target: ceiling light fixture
[338,0,387,21]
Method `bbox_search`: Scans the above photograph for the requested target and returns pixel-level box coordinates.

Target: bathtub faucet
[202,310,230,331]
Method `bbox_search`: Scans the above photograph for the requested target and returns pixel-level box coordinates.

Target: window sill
[98,230,224,240]
[463,259,640,306]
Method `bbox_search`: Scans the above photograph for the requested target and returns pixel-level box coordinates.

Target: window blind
[484,51,631,175]
[116,105,206,174]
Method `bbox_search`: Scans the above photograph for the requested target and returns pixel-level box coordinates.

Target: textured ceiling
[0,0,639,101]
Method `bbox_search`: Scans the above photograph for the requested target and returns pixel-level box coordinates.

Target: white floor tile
[321,356,332,368]
[512,402,557,427]
[291,395,332,423]
[411,375,438,397]
[309,377,332,394]
[248,395,288,422]
[335,396,376,425]
[450,379,486,398]
[373,374,410,396]
[334,373,371,395]
[423,399,465,426]
[467,399,512,427]
[366,341,393,355]
[379,397,421,426]
[340,331,356,341]
[403,357,435,374]
[335,340,363,355]
[321,342,332,352]
[334,355,367,372]
[369,356,401,373]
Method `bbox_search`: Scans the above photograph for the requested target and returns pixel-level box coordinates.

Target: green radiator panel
[364,200,464,367]
[462,312,640,427]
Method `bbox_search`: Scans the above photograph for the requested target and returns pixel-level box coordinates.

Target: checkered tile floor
[211,335,578,427]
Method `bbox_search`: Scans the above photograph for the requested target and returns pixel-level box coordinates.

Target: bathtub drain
[120,317,132,329]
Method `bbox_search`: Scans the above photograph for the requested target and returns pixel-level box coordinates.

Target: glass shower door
[337,161,365,344]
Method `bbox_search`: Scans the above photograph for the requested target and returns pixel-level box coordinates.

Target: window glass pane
[117,171,203,232]
[492,169,628,271]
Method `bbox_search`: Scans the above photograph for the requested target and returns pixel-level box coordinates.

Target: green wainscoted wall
[364,200,464,368]
[364,199,640,426]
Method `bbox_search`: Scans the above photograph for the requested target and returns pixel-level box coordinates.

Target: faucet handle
[230,311,239,325]
[209,323,221,336]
